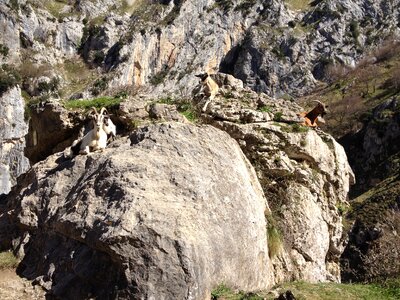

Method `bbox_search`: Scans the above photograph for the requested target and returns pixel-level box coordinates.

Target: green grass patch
[43,0,77,20]
[0,251,19,269]
[211,280,400,300]
[64,96,123,110]
[292,123,309,133]
[211,284,263,300]
[282,123,309,133]
[179,106,197,122]
[269,281,400,300]
[258,105,272,113]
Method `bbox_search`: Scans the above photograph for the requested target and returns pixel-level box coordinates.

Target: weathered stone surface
[4,123,274,299]
[148,103,188,123]
[0,86,29,195]
[200,84,355,283]
[25,101,83,164]
[0,4,20,64]
[0,269,45,300]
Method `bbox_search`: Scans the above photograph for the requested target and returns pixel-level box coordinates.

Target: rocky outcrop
[3,123,274,299]
[25,101,83,164]
[340,98,400,196]
[199,78,354,283]
[0,86,29,195]
[340,98,400,282]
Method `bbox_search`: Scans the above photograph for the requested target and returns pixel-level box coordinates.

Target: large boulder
[3,123,274,299]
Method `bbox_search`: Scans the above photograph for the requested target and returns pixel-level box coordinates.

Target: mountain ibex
[195,72,219,112]
[299,100,328,127]
[69,107,110,156]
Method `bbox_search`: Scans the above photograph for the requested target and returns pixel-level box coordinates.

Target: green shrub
[349,20,360,41]
[150,69,169,86]
[0,64,21,96]
[91,77,109,96]
[273,112,283,121]
[234,0,257,14]
[9,0,19,11]
[214,0,234,12]
[37,77,60,94]
[93,51,105,65]
[0,44,9,57]
[211,284,232,299]
[178,103,197,122]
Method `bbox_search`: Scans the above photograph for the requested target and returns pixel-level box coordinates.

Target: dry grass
[0,252,19,269]
[284,0,310,11]
[58,58,98,98]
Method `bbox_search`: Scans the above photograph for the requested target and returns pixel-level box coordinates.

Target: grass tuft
[0,251,19,269]
[265,212,282,258]
[211,280,400,299]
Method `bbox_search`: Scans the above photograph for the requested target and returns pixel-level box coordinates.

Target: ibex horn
[89,107,98,115]
[312,100,324,106]
[99,107,109,115]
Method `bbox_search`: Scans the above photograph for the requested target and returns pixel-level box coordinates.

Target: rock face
[3,123,274,299]
[200,79,355,283]
[0,86,29,195]
[2,0,399,100]
[340,98,400,282]
[228,0,400,96]
[340,98,400,196]
[25,101,83,164]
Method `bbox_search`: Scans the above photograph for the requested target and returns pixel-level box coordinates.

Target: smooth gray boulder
[4,123,274,299]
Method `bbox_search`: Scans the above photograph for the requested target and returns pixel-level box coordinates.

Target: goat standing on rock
[69,107,115,156]
[195,72,219,112]
[299,100,328,127]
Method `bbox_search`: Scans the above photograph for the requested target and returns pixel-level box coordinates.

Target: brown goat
[299,100,328,127]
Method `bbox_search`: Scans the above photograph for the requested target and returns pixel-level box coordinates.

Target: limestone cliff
[1,0,399,100]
